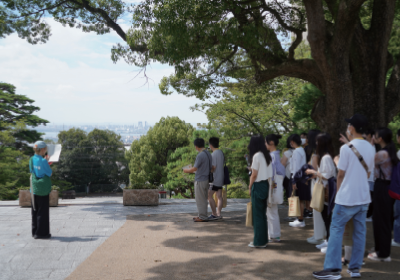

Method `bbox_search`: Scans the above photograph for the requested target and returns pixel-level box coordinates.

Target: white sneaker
[321,247,328,254]
[248,242,267,248]
[316,240,328,249]
[307,236,316,242]
[367,252,391,262]
[365,217,372,222]
[289,219,305,228]
[392,239,400,247]
[307,237,324,245]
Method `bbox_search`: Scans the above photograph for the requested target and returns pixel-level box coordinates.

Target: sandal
[193,217,208,222]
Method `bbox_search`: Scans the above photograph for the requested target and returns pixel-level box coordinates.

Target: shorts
[210,185,223,192]
[296,180,311,201]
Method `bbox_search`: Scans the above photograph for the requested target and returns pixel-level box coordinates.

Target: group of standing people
[186,114,400,280]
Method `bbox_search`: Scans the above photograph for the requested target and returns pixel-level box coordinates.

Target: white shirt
[397,150,400,160]
[251,152,273,182]
[290,147,306,176]
[318,154,337,187]
[336,139,375,206]
[284,149,293,179]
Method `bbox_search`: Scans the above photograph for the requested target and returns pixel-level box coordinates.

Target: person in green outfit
[247,135,273,248]
[29,140,53,239]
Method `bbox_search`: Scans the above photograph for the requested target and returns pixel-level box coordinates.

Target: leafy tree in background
[53,128,128,193]
[0,82,48,129]
[0,82,48,151]
[126,117,194,188]
[0,122,30,200]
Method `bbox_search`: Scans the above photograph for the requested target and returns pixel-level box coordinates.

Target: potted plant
[49,186,59,207]
[123,183,159,206]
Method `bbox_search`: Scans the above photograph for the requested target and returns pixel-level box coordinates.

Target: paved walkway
[0,198,249,280]
[65,210,400,280]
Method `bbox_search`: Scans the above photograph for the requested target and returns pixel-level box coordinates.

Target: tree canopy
[54,128,129,192]
[126,116,194,188]
[3,0,400,151]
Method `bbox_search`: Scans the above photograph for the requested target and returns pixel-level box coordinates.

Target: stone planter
[18,190,59,207]
[123,189,159,206]
[19,190,31,207]
[49,190,59,207]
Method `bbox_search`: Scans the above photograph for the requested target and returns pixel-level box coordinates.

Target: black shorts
[211,185,223,192]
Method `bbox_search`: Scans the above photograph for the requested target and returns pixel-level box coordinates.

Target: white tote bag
[268,174,284,205]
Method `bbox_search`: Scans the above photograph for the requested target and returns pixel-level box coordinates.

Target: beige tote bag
[310,179,325,212]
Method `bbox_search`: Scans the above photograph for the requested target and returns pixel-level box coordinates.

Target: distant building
[138,121,143,129]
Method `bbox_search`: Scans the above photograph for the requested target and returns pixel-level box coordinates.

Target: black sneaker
[312,270,342,280]
[306,211,313,219]
[33,234,51,239]
[347,269,361,278]
[207,215,218,221]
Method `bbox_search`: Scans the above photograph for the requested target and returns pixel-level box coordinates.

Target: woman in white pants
[265,134,286,242]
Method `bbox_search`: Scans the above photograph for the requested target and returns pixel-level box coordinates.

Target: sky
[0,17,208,126]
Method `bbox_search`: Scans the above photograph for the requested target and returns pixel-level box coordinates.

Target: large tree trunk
[306,0,397,152]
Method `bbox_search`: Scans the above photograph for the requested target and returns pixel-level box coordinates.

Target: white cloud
[0,18,208,125]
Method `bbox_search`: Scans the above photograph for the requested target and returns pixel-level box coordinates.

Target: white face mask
[301,139,306,145]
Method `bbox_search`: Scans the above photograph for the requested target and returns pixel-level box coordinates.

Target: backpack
[222,151,231,185]
[389,163,400,200]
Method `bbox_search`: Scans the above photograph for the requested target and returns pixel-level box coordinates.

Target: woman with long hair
[248,135,273,248]
[281,135,296,222]
[368,127,398,262]
[306,133,336,253]
[265,134,285,242]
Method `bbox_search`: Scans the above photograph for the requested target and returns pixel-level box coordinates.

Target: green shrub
[227,180,250,199]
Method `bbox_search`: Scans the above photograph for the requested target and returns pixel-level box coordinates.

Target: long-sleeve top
[271,150,285,176]
[290,147,306,177]
[29,154,52,178]
[374,150,392,181]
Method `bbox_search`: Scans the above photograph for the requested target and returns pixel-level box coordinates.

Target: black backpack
[222,151,231,185]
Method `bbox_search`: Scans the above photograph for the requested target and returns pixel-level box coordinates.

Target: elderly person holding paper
[30,141,53,239]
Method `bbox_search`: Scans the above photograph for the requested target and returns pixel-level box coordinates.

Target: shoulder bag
[202,150,214,183]
[346,143,369,174]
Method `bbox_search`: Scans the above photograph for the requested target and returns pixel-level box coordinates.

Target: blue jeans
[324,203,369,271]
[395,200,400,243]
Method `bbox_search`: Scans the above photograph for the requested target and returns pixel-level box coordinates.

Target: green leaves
[126,116,194,188]
[54,128,129,192]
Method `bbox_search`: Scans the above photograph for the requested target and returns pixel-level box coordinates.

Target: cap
[33,140,47,149]
[345,114,368,133]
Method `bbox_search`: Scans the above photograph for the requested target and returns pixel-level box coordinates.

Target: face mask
[301,139,306,145]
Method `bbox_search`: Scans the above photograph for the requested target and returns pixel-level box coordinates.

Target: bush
[226,180,250,198]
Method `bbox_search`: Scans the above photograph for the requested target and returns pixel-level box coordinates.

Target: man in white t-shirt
[313,114,375,280]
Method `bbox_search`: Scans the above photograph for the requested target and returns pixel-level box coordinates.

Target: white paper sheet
[47,144,62,162]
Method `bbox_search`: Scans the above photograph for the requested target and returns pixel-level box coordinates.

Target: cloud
[0,18,207,125]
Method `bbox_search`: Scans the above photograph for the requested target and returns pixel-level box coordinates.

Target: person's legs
[299,200,305,220]
[35,194,50,237]
[216,188,223,216]
[323,204,353,271]
[372,181,395,258]
[252,182,269,246]
[344,246,352,262]
[267,203,281,239]
[314,208,326,240]
[349,204,368,270]
[195,181,209,220]
[208,189,217,216]
[321,206,330,241]
[394,200,400,243]
[31,196,38,237]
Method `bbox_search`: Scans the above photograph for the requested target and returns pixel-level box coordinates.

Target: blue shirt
[29,154,52,178]
[271,150,285,176]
